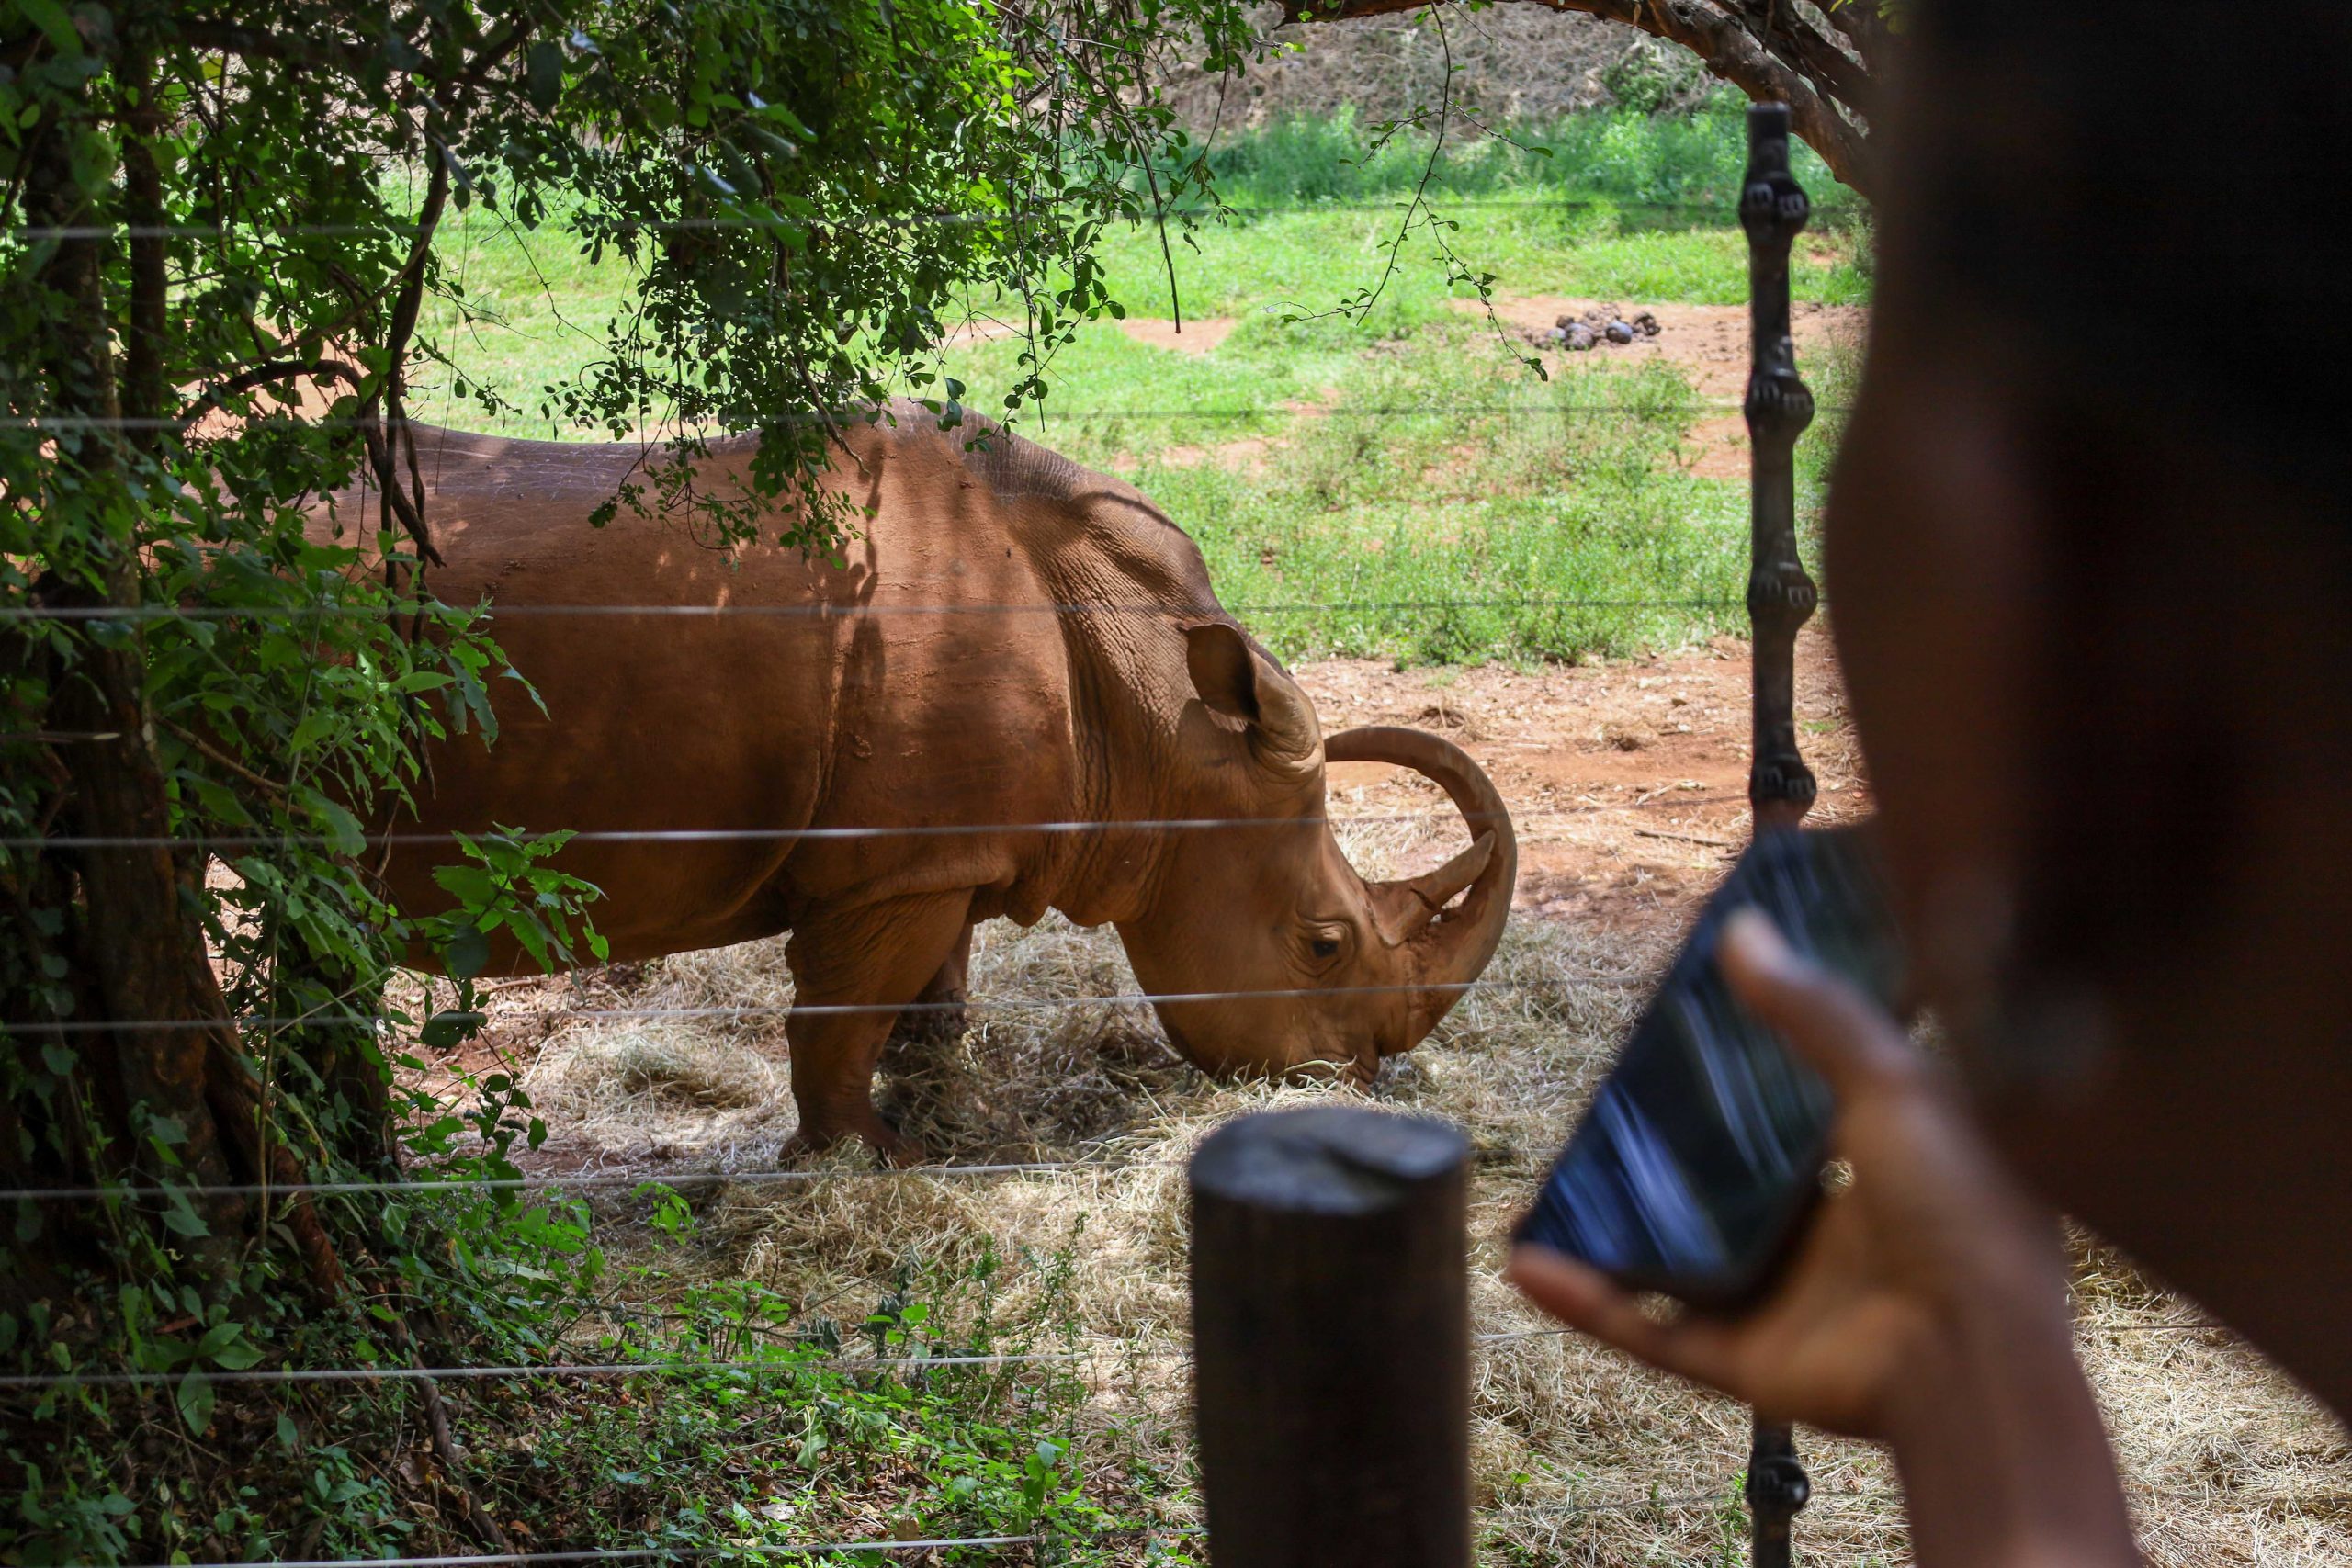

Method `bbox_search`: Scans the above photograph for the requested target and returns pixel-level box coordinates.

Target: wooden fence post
[1739,99,1821,1568]
[1190,1105,1471,1568]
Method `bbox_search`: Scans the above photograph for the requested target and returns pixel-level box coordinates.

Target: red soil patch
[1116,316,1238,354]
[1302,623,1866,933]
[1141,435,1275,473]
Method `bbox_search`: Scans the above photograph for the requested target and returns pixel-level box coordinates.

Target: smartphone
[1514,823,1905,1310]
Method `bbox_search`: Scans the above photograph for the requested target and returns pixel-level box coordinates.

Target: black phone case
[1514,824,1900,1312]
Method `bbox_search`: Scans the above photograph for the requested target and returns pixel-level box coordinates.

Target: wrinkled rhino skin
[322,409,1516,1158]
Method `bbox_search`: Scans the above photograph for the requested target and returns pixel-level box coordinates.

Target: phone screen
[1515,823,1904,1308]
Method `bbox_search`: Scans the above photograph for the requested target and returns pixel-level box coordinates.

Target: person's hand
[1510,907,2066,1437]
[1510,909,2140,1566]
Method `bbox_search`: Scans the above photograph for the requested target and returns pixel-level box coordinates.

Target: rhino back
[330,417,1211,957]
[775,409,1232,925]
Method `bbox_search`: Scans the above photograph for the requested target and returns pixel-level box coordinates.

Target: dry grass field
[420,631,2352,1566]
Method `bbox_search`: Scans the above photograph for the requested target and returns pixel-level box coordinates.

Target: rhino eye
[1309,937,1341,960]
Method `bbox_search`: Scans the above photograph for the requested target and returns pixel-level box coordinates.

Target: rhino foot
[781,1114,929,1169]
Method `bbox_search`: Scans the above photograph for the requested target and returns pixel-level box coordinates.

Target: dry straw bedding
[496,818,2351,1565]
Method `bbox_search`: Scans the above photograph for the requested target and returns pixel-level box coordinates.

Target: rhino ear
[1184,620,1320,773]
[1184,621,1261,722]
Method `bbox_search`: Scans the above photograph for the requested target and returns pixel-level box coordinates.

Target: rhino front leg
[781,891,976,1164]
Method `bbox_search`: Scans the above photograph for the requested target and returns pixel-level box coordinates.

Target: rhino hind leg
[884,919,974,1059]
[780,891,977,1166]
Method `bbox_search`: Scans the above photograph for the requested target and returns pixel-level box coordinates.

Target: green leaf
[421,1010,486,1050]
[445,924,492,981]
[176,1371,216,1435]
[526,40,565,111]
[16,0,82,55]
[297,792,368,857]
[160,1200,211,1239]
[210,1338,265,1371]
[288,710,338,754]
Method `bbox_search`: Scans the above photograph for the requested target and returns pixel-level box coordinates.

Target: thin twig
[395,1313,517,1562]
[160,718,288,796]
[1633,827,1733,849]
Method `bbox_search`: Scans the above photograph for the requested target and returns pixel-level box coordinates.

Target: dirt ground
[1115,315,1237,354]
[1305,620,1866,929]
[1459,294,1868,479]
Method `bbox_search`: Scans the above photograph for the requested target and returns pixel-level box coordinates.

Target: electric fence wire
[3,195,1868,244]
[0,1160,1096,1206]
[0,794,1735,852]
[0,1316,2224,1395]
[0,969,1632,1043]
[1,405,1856,432]
[78,1473,2346,1568]
[0,1325,1590,1394]
[0,596,1766,625]
[59,1495,1714,1568]
[77,1535,1046,1568]
[0,973,1615,1044]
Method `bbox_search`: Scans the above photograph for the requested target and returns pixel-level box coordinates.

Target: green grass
[413,107,1866,669]
[1086,198,1866,323]
[956,318,1755,667]
[1193,99,1858,210]
[466,1235,1179,1563]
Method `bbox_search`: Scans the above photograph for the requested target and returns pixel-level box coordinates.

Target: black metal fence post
[1739,99,1822,1568]
[1742,101,1823,838]
[1190,1105,1472,1568]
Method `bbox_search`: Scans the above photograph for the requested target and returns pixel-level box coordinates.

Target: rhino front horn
[1324,726,1519,1045]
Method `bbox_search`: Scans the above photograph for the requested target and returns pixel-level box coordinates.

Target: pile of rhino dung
[1534,304,1662,352]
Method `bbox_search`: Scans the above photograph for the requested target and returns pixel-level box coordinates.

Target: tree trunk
[27,86,236,1211]
[6,63,343,1295]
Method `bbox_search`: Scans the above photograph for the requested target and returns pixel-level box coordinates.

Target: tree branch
[174,15,526,112]
[161,717,288,797]
[119,48,171,453]
[1816,0,1894,70]
[172,19,379,76]
[176,356,366,430]
[1723,0,1875,117]
[370,149,453,568]
[1279,0,1875,196]
[445,18,537,119]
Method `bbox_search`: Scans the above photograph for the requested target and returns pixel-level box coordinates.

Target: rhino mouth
[1149,1004,1378,1086]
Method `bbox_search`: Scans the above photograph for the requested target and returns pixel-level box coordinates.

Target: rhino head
[1116,623,1518,1084]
